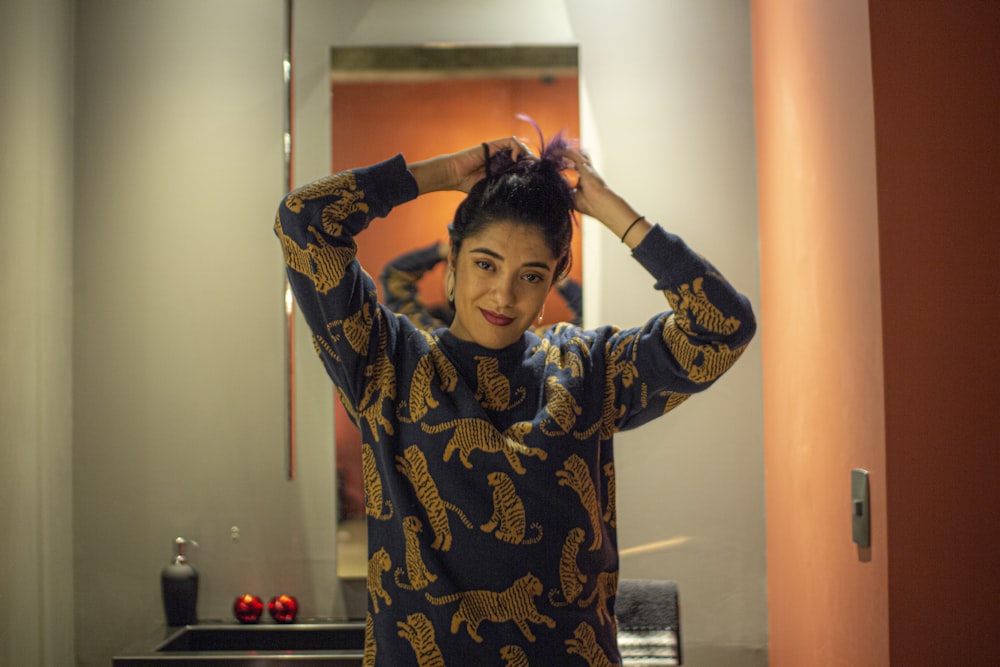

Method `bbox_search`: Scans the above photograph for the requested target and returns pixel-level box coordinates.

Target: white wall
[295,1,765,664]
[0,1,76,665]
[72,1,339,664]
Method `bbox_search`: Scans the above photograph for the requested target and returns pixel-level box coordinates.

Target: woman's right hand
[409,137,532,195]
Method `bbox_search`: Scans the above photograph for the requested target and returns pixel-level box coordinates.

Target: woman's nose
[491,276,517,307]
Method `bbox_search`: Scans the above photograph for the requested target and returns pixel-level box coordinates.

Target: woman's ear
[445,267,456,303]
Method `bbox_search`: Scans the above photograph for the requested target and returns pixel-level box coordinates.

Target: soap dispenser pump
[161,537,199,626]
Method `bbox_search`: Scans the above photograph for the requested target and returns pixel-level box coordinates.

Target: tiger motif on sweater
[353,325,397,441]
[556,454,604,551]
[668,275,741,336]
[362,443,393,520]
[420,418,544,474]
[532,333,591,378]
[274,219,354,294]
[394,515,438,592]
[398,337,458,423]
[364,613,376,666]
[480,471,542,545]
[328,301,373,356]
[397,353,440,424]
[540,375,583,436]
[565,621,620,667]
[578,570,619,627]
[397,612,446,667]
[499,644,530,667]
[425,573,556,643]
[572,331,645,440]
[368,547,392,614]
[395,445,473,551]
[602,461,616,528]
[474,355,526,411]
[282,170,366,219]
[548,527,587,607]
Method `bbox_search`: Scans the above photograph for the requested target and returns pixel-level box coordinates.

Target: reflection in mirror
[328,45,581,579]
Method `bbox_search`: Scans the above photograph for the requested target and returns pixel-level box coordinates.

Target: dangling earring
[446,270,456,302]
[537,305,545,323]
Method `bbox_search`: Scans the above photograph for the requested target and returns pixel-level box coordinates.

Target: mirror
[326,44,582,579]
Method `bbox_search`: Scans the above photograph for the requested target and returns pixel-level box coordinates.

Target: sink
[113,620,365,666]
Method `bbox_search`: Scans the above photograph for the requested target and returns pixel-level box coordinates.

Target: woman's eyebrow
[469,246,552,272]
[469,246,502,260]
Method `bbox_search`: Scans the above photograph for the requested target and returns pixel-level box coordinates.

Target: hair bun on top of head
[484,114,578,179]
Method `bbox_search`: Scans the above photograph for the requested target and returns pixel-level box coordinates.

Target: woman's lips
[480,309,515,326]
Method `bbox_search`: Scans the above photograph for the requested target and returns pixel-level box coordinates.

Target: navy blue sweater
[275,155,755,666]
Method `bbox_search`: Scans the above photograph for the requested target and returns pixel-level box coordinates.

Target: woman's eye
[522,273,543,284]
[475,260,493,271]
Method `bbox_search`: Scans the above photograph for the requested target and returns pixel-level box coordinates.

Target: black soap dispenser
[161,537,199,626]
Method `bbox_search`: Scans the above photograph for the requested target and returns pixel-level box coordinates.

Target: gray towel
[616,579,682,666]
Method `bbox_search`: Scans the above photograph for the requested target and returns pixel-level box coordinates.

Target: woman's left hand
[560,148,636,224]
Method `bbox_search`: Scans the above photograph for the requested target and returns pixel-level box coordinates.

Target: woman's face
[448,221,558,350]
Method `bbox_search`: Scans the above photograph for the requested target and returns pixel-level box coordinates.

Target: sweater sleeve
[378,241,450,332]
[273,154,418,412]
[610,224,756,430]
[555,278,584,326]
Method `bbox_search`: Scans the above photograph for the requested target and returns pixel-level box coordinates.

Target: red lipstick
[481,309,514,326]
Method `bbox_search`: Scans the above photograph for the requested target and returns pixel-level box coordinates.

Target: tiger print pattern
[277,157,755,665]
[572,332,649,440]
[602,462,617,528]
[662,276,749,383]
[500,644,531,667]
[556,455,604,551]
[565,621,620,667]
[368,548,392,614]
[578,570,619,627]
[313,331,341,363]
[352,325,397,441]
[532,332,591,378]
[398,333,459,423]
[548,527,587,607]
[397,612,446,667]
[394,516,437,591]
[420,418,544,474]
[539,375,583,436]
[397,354,440,423]
[474,355,526,410]
[362,443,393,520]
[364,613,376,666]
[425,573,556,643]
[328,301,374,356]
[500,644,530,667]
[275,219,355,294]
[480,471,542,545]
[395,445,473,551]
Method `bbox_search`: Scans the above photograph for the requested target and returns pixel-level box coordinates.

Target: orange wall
[868,1,1000,664]
[753,1,890,665]
[757,0,1000,664]
[330,78,580,519]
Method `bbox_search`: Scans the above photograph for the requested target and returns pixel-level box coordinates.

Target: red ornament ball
[267,594,299,623]
[233,594,264,624]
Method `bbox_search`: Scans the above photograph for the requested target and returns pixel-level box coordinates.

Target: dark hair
[449,118,577,280]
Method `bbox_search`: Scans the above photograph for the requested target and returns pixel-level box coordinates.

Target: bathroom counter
[113,619,365,666]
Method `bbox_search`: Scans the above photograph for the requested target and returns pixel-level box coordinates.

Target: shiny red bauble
[267,594,299,623]
[233,594,264,624]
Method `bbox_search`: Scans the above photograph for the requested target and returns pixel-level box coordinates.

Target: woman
[275,131,755,665]
[379,239,583,332]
